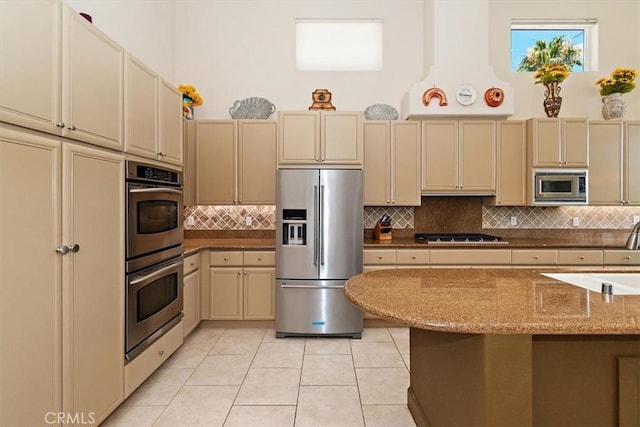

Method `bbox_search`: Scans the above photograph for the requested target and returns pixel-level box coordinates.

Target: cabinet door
[363,121,391,205]
[159,79,183,165]
[209,268,243,319]
[61,5,123,150]
[0,125,62,426]
[562,118,588,166]
[278,111,320,164]
[124,53,158,159]
[183,270,201,337]
[196,120,236,204]
[588,121,623,205]
[495,121,526,205]
[238,120,276,204]
[625,121,640,205]
[459,120,495,191]
[0,1,62,136]
[321,112,363,165]
[62,143,124,424]
[392,121,421,205]
[619,357,640,426]
[243,268,275,320]
[529,118,561,166]
[422,121,458,191]
[183,120,197,206]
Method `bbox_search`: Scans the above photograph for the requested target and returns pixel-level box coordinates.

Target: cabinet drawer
[124,321,183,398]
[557,250,603,265]
[183,252,200,275]
[396,249,429,265]
[363,249,397,265]
[429,249,511,265]
[511,250,558,265]
[603,250,640,265]
[243,251,275,266]
[209,251,243,266]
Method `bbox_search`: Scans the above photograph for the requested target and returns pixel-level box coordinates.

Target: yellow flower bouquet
[533,63,570,85]
[595,67,637,96]
[177,84,203,106]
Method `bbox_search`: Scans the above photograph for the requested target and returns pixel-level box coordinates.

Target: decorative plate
[364,104,399,120]
[229,97,276,119]
[455,85,477,106]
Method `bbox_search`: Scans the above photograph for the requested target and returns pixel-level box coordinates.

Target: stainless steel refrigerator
[275,169,363,338]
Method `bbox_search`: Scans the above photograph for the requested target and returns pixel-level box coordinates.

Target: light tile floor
[103,327,416,427]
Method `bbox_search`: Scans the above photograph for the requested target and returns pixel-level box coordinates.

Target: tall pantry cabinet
[0,124,125,426]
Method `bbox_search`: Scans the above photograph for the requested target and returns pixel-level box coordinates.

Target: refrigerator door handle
[319,184,325,266]
[280,283,344,290]
[314,184,319,266]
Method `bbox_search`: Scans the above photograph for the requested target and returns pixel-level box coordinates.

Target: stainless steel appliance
[533,169,587,205]
[414,233,507,244]
[125,160,184,361]
[276,169,363,338]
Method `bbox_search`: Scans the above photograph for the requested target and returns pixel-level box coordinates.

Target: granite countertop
[183,238,275,255]
[363,236,629,249]
[344,268,640,335]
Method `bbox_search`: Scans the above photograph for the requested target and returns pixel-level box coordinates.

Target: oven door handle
[129,262,181,286]
[129,188,183,195]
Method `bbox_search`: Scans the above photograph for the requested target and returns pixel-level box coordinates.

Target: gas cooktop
[414,233,507,244]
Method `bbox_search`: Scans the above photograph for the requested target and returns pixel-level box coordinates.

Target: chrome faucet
[625,221,640,250]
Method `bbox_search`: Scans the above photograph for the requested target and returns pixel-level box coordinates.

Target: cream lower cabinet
[527,118,588,167]
[421,120,495,193]
[278,111,363,167]
[363,120,421,206]
[183,252,201,337]
[207,251,275,320]
[0,124,124,426]
[196,120,276,204]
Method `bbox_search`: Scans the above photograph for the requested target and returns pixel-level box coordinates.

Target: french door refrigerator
[275,169,363,338]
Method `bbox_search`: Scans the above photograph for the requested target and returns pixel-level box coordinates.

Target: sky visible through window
[511,29,585,71]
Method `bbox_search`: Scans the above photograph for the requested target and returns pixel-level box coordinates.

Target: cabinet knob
[244,271,247,275]
[68,124,76,131]
[56,243,80,255]
[189,261,195,267]
[378,256,383,259]
[56,121,65,128]
[625,256,632,260]
[224,256,228,261]
[579,256,585,260]
[534,256,539,259]
[159,350,164,356]
[412,256,416,259]
[237,271,241,275]
[258,257,263,261]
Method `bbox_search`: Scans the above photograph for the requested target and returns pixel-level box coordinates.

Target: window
[511,20,598,72]
[296,19,383,71]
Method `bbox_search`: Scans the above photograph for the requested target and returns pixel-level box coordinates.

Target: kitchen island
[344,268,640,427]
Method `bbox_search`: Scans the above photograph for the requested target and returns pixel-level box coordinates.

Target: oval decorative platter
[229,97,276,119]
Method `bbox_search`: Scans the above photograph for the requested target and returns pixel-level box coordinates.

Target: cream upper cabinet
[196,120,276,205]
[158,79,183,165]
[493,120,527,206]
[183,119,197,206]
[527,118,588,167]
[624,121,640,205]
[278,111,363,167]
[364,120,421,206]
[0,1,63,136]
[422,120,495,193]
[588,120,623,205]
[61,4,124,150]
[1,125,62,427]
[124,53,158,159]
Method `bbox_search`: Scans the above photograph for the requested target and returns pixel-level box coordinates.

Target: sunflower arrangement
[533,63,570,85]
[177,84,203,106]
[595,67,637,96]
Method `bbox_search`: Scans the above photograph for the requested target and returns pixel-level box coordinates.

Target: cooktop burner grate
[414,233,503,243]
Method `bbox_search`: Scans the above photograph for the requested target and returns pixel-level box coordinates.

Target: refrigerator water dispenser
[282,209,306,246]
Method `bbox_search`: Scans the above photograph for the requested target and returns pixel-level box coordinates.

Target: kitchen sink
[542,272,640,295]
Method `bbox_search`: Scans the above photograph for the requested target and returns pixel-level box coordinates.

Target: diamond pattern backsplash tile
[483,206,640,229]
[184,205,415,230]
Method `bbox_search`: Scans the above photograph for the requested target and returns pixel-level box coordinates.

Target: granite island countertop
[344,268,640,335]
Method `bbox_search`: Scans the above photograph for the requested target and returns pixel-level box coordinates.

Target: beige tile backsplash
[183,202,640,231]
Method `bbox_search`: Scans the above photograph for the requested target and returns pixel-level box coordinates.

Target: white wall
[63,0,176,82]
[173,0,424,119]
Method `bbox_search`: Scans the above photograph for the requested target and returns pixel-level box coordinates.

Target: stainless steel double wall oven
[125,161,183,361]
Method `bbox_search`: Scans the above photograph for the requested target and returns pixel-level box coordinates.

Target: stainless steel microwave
[533,169,587,205]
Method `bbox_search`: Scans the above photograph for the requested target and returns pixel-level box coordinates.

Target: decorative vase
[543,82,562,118]
[182,96,194,120]
[601,92,626,120]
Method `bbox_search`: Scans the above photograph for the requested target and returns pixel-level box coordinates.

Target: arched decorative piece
[422,87,448,107]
